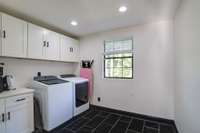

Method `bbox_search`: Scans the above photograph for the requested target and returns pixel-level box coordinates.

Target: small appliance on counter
[0,66,4,92]
[4,75,16,90]
[0,63,16,92]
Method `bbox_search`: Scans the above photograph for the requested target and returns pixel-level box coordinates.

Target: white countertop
[0,88,34,99]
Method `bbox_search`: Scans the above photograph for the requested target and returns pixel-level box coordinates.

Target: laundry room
[0,0,200,133]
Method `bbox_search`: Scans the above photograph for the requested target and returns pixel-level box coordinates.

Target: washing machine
[31,76,73,131]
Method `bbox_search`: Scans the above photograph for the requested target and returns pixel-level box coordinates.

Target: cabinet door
[60,35,70,61]
[0,99,5,133]
[0,14,2,56]
[60,35,79,62]
[28,23,46,59]
[45,31,60,60]
[5,96,34,133]
[69,39,80,62]
[1,13,27,58]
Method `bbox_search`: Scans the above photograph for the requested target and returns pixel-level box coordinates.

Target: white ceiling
[0,0,181,37]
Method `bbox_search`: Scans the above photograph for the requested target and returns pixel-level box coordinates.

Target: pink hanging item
[80,68,93,98]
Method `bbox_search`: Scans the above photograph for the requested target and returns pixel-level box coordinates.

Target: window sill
[103,77,134,80]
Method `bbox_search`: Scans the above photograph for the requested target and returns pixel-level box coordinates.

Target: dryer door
[75,82,89,107]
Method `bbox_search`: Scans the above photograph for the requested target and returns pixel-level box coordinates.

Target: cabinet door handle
[43,41,46,47]
[70,47,73,52]
[16,98,26,102]
[47,42,49,47]
[7,112,10,120]
[2,113,5,122]
[3,30,6,38]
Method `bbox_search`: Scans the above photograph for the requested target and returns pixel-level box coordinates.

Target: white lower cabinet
[0,93,34,133]
[0,99,6,133]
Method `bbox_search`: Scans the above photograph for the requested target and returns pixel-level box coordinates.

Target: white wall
[0,57,77,88]
[174,0,200,133]
[80,21,175,119]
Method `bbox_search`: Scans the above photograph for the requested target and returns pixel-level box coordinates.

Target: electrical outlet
[97,97,101,102]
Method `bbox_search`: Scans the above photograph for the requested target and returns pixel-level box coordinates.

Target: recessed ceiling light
[118,6,127,13]
[70,21,78,26]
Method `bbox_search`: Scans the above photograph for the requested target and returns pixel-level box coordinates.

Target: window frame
[103,38,134,79]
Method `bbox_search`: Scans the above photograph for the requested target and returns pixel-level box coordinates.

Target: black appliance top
[60,74,76,78]
[34,76,68,85]
[0,67,3,76]
[0,77,4,91]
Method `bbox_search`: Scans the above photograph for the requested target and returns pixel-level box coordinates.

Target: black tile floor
[50,107,177,133]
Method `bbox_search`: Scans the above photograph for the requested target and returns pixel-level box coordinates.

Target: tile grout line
[141,120,145,133]
[124,117,133,133]
[144,119,161,125]
[77,112,101,132]
[158,123,161,133]
[65,110,92,129]
[144,126,160,131]
[108,118,121,133]
[79,110,111,133]
[144,120,160,130]
[91,113,111,133]
[66,110,99,132]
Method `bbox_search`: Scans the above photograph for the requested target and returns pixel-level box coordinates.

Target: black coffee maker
[0,62,7,93]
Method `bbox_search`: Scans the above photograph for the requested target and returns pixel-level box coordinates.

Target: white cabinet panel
[0,99,5,133]
[45,31,60,60]
[60,35,71,61]
[1,13,27,58]
[5,102,33,133]
[60,35,80,62]
[0,14,2,56]
[28,23,45,59]
[28,24,60,61]
[5,94,34,133]
[0,91,34,133]
[69,39,80,62]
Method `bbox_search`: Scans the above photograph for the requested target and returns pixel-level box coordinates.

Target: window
[104,38,133,79]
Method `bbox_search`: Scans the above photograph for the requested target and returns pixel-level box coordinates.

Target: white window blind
[104,39,133,54]
[104,38,133,79]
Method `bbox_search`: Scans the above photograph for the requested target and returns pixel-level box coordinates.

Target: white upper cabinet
[27,23,45,59]
[60,35,80,62]
[0,13,27,58]
[44,31,60,60]
[60,35,70,61]
[68,38,79,62]
[28,24,60,61]
[0,12,79,62]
